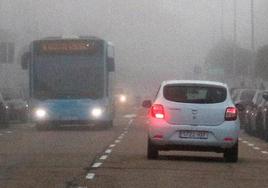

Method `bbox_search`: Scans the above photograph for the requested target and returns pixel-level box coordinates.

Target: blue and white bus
[22,36,115,129]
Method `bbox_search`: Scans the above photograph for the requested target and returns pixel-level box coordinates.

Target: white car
[142,80,240,162]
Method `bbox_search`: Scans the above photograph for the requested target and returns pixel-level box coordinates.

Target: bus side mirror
[107,57,115,72]
[21,52,31,70]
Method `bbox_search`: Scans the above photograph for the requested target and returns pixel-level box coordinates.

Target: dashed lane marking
[124,114,137,119]
[242,141,249,144]
[253,147,260,150]
[86,173,95,180]
[261,151,268,154]
[109,144,116,148]
[128,119,133,125]
[248,143,254,147]
[115,140,121,143]
[105,149,112,154]
[92,162,102,168]
[6,131,12,134]
[100,155,108,160]
[239,138,242,141]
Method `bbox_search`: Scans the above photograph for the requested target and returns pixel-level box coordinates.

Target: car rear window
[163,84,227,104]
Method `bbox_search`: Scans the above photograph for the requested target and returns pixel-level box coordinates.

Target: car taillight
[225,107,237,121]
[150,104,165,119]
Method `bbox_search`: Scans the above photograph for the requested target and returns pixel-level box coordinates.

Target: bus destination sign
[38,40,99,54]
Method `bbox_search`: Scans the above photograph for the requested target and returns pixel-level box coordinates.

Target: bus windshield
[33,54,104,100]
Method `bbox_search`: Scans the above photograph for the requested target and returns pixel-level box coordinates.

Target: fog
[0,0,268,97]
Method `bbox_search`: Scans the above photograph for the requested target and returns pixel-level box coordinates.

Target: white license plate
[179,130,208,139]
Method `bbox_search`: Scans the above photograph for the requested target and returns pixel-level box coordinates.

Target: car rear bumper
[148,120,240,150]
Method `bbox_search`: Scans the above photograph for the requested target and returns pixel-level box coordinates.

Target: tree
[205,40,254,83]
[255,45,268,80]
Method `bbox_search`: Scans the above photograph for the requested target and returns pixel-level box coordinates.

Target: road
[1,111,268,188]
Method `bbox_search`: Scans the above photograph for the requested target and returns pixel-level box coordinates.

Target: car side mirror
[107,57,115,72]
[263,92,268,101]
[142,100,152,108]
[235,103,244,111]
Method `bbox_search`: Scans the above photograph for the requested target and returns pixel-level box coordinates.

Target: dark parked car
[6,99,29,122]
[0,93,9,127]
[253,91,268,141]
[234,89,257,128]
[243,90,264,135]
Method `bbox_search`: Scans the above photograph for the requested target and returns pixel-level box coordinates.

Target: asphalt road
[1,111,268,188]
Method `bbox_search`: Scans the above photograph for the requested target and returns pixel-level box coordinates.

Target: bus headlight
[91,107,103,118]
[35,108,47,119]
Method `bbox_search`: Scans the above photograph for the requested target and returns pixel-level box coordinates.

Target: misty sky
[0,0,268,95]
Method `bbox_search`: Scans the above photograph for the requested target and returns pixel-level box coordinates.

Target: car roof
[162,80,227,88]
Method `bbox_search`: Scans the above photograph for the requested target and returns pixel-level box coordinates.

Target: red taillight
[225,107,237,121]
[150,104,165,119]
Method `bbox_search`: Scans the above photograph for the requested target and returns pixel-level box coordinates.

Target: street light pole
[251,0,255,51]
[220,0,224,40]
[233,0,237,78]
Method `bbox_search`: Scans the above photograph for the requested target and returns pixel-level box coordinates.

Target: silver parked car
[142,80,240,162]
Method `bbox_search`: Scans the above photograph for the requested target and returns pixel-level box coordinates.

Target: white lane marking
[248,143,254,147]
[124,131,128,134]
[128,119,133,125]
[118,136,124,140]
[0,133,3,136]
[261,151,268,154]
[238,138,242,141]
[86,173,95,180]
[105,149,112,154]
[253,147,260,150]
[100,155,108,160]
[115,140,121,143]
[109,144,116,148]
[6,131,12,134]
[92,162,102,168]
[124,114,136,119]
[242,141,249,144]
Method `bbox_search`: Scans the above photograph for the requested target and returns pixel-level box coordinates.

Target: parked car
[142,80,240,162]
[0,92,9,127]
[6,99,29,122]
[235,89,257,128]
[243,90,264,135]
[254,91,268,141]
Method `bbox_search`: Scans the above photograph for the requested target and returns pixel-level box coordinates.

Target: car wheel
[147,138,159,159]
[263,125,268,142]
[224,142,238,163]
[263,131,268,142]
[244,121,249,133]
[256,114,263,138]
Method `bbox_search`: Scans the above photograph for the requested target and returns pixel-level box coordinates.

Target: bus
[21,36,115,129]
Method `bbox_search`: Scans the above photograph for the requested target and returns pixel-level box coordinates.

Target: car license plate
[179,130,208,139]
